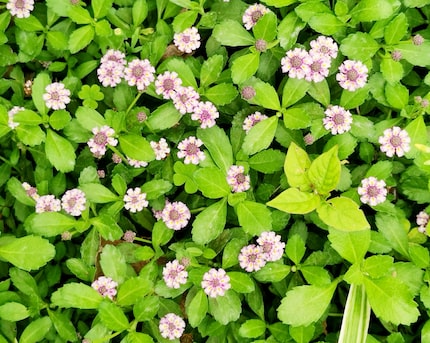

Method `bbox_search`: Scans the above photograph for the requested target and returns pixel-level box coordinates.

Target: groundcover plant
[2,0,430,342]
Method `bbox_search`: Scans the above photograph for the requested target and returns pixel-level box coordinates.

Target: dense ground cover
[1,0,430,342]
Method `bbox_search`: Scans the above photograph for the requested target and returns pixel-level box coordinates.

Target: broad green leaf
[364,276,419,325]
[0,236,55,271]
[123,332,154,343]
[232,53,260,85]
[324,133,357,160]
[228,272,255,293]
[16,125,45,146]
[237,201,273,235]
[68,5,92,24]
[300,266,332,286]
[308,146,340,195]
[194,167,230,198]
[282,77,310,108]
[45,129,76,173]
[409,244,430,268]
[380,59,403,84]
[365,161,393,179]
[91,214,123,241]
[208,290,241,325]
[49,110,72,130]
[119,134,155,162]
[192,198,227,245]
[405,115,427,159]
[267,188,320,214]
[172,10,198,33]
[375,212,410,258]
[328,228,370,264]
[261,0,297,7]
[13,109,43,125]
[79,183,119,203]
[146,102,182,132]
[317,197,370,231]
[46,31,68,51]
[75,106,106,129]
[186,289,208,327]
[48,310,78,342]
[350,0,396,22]
[14,15,44,31]
[200,55,224,87]
[68,25,95,54]
[362,255,393,279]
[32,72,50,116]
[340,86,369,109]
[204,83,238,106]
[384,13,407,44]
[385,82,408,109]
[340,32,380,60]
[27,212,76,237]
[213,20,255,46]
[239,319,266,338]
[307,79,330,106]
[173,161,198,194]
[9,267,40,297]
[132,0,149,26]
[278,281,338,326]
[222,237,247,269]
[19,316,51,343]
[7,177,35,206]
[0,302,29,321]
[289,325,315,343]
[66,258,95,281]
[81,228,100,266]
[92,0,113,19]
[284,142,311,190]
[141,180,172,200]
[100,244,128,284]
[51,283,103,309]
[286,234,305,265]
[99,300,129,332]
[308,13,344,35]
[164,58,197,89]
[152,221,174,248]
[278,12,305,50]
[249,149,285,173]
[133,296,160,322]
[242,116,278,155]
[283,106,311,130]
[393,41,430,67]
[197,125,233,173]
[404,0,430,6]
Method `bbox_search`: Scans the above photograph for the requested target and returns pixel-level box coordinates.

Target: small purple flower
[357,177,387,206]
[8,106,24,129]
[336,60,368,91]
[323,105,353,135]
[242,3,270,30]
[124,59,155,91]
[309,36,338,59]
[177,136,205,165]
[97,61,124,87]
[155,71,182,100]
[161,201,191,230]
[87,126,118,158]
[163,260,188,289]
[150,138,170,160]
[191,101,219,129]
[35,195,61,213]
[7,0,34,18]
[242,112,268,134]
[123,187,148,213]
[122,230,136,242]
[417,211,429,234]
[226,165,251,193]
[22,182,39,200]
[413,34,424,45]
[100,49,126,66]
[391,50,402,62]
[91,276,118,300]
[174,27,201,53]
[281,48,312,79]
[61,188,86,216]
[159,313,186,340]
[43,82,71,110]
[241,86,256,100]
[304,133,315,145]
[378,126,411,158]
[201,268,231,298]
[257,231,285,262]
[238,244,266,272]
[305,52,331,83]
[171,86,200,114]
[127,157,148,168]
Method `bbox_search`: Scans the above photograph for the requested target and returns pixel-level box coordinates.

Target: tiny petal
[201,268,231,298]
[174,27,201,53]
[378,126,411,158]
[323,105,353,135]
[91,276,118,300]
[357,177,387,206]
[226,165,251,193]
[336,60,368,91]
[159,313,186,340]
[163,260,188,288]
[123,187,148,213]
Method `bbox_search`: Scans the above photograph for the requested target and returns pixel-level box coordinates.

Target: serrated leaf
[267,188,320,214]
[254,262,290,282]
[239,319,266,338]
[308,13,344,35]
[79,183,118,203]
[283,106,311,130]
[119,134,155,162]
[27,212,76,237]
[19,316,51,343]
[146,102,182,132]
[204,83,238,106]
[192,198,227,244]
[328,228,370,264]
[92,0,113,19]
[208,290,241,325]
[237,201,272,235]
[213,20,255,46]
[200,55,224,87]
[91,214,123,241]
[278,12,305,50]
[385,82,408,109]
[0,302,29,321]
[249,78,281,111]
[248,149,285,173]
[141,180,172,200]
[384,13,407,45]
[68,25,94,54]
[284,142,311,190]
[32,72,50,116]
[393,41,430,67]
[45,129,76,173]
[232,53,260,84]
[405,115,427,159]
[242,116,278,155]
[186,289,208,327]
[194,167,230,198]
[350,0,396,22]
[99,300,129,332]
[340,32,380,60]
[51,283,103,309]
[282,77,310,108]
[99,244,128,284]
[228,271,255,293]
[48,310,78,342]
[375,212,410,258]
[308,146,340,195]
[286,234,306,265]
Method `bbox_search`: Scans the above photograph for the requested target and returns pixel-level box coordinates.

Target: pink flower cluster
[201,268,231,298]
[226,165,251,193]
[87,125,118,158]
[243,112,269,133]
[7,0,34,18]
[162,259,188,288]
[91,276,118,300]
[242,3,271,30]
[239,231,285,272]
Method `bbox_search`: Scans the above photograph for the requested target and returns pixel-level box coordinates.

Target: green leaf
[350,0,396,22]
[324,133,357,160]
[0,302,29,321]
[133,296,160,322]
[405,115,427,159]
[228,271,255,293]
[286,234,306,265]
[192,198,227,245]
[100,244,128,284]
[284,142,311,190]
[197,125,233,173]
[200,55,224,87]
[91,214,123,241]
[10,267,40,297]
[75,106,106,129]
[308,13,344,35]
[14,15,44,31]
[92,0,113,19]
[141,180,172,200]
[146,102,182,132]
[48,310,78,342]
[99,300,129,332]
[46,31,68,51]
[393,41,430,67]
[204,83,238,106]
[277,281,338,327]
[340,32,380,60]
[208,290,242,325]
[45,129,76,173]
[253,12,278,41]
[363,276,419,325]
[375,212,410,258]
[49,110,72,130]
[27,212,76,237]
[307,79,330,106]
[68,5,93,24]
[119,134,155,162]
[278,12,305,50]
[362,255,393,279]
[300,266,332,286]
[242,116,278,155]
[16,125,46,146]
[308,146,340,195]
[51,283,103,309]
[328,228,370,264]
[380,59,403,84]
[173,161,198,194]
[239,319,266,338]
[132,0,148,26]
[317,197,370,231]
[19,316,52,343]
[13,109,42,125]
[164,58,197,89]
[249,149,285,173]
[365,160,393,179]
[267,188,320,214]
[152,221,174,248]
[384,13,408,44]
[232,53,260,85]
[32,72,50,116]
[79,183,119,203]
[68,25,95,54]
[385,82,408,109]
[186,289,208,327]
[282,77,310,108]
[194,167,230,198]
[237,201,273,235]
[249,78,281,111]
[254,262,290,283]
[66,258,95,281]
[172,10,198,33]
[0,235,55,271]
[340,86,369,110]
[213,20,255,46]
[261,0,298,7]
[283,106,311,130]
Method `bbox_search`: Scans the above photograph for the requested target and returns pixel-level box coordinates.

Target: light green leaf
[0,235,55,271]
[284,142,311,190]
[49,110,72,130]
[204,83,238,106]
[308,146,340,195]
[324,133,357,160]
[380,59,403,84]
[213,20,255,46]
[48,309,78,342]
[13,109,43,125]
[45,129,76,173]
[152,221,174,248]
[283,106,311,130]
[164,58,197,89]
[267,188,320,214]
[192,198,227,245]
[16,125,46,146]
[362,255,394,279]
[317,197,370,231]
[14,15,44,31]
[340,86,369,110]
[340,32,380,60]
[68,5,93,24]
[194,167,230,198]
[19,316,52,343]
[278,281,338,326]
[99,300,129,332]
[27,212,76,237]
[208,290,242,325]
[232,53,260,85]
[68,25,95,54]
[100,244,128,284]
[385,82,408,109]
[172,10,198,33]
[119,134,155,162]
[405,115,427,159]
[91,214,123,241]
[242,116,278,155]
[200,55,224,87]
[307,79,330,106]
[308,13,344,35]
[278,12,305,50]
[260,0,298,7]
[286,234,306,265]
[92,0,113,19]
[384,13,407,44]
[328,228,370,264]
[248,149,285,173]
[51,283,103,309]
[0,302,29,321]
[237,201,273,235]
[282,77,310,108]
[75,106,106,129]
[393,41,430,67]
[253,262,290,282]
[239,319,266,338]
[132,0,149,26]
[133,296,160,322]
[350,0,396,22]
[32,72,50,116]
[141,180,172,200]
[79,183,119,203]
[146,102,182,132]
[186,289,208,327]
[228,271,255,293]
[375,212,410,258]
